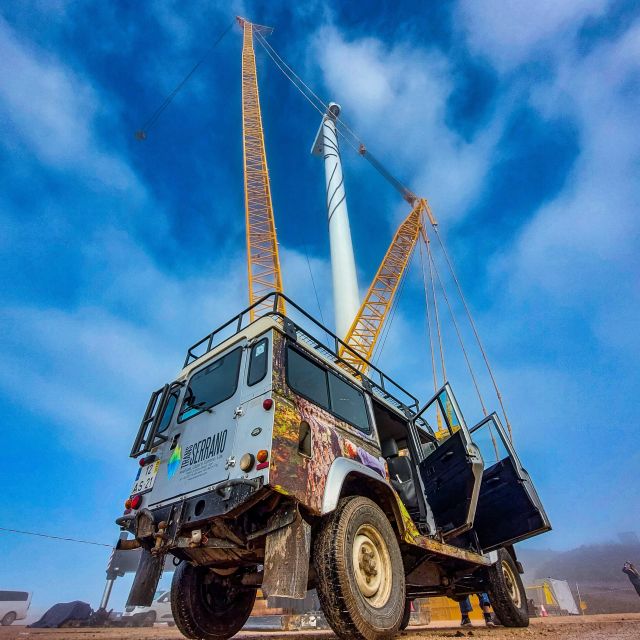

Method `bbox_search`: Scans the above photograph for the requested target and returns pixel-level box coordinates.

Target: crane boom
[340,199,429,372]
[238,17,284,320]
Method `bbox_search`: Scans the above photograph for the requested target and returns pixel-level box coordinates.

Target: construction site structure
[238,17,284,320]
[311,102,361,339]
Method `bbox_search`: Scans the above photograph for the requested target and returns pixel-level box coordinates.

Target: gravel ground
[1,614,639,640]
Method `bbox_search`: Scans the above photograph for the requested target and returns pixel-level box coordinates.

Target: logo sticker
[167,445,182,478]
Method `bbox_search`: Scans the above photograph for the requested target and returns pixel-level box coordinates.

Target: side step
[413,535,490,566]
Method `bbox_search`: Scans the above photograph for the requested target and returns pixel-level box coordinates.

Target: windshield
[178,346,243,422]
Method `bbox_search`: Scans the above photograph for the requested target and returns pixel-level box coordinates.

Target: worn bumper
[116,478,263,538]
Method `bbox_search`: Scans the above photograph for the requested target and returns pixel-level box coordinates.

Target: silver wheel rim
[352,524,393,608]
[502,560,522,608]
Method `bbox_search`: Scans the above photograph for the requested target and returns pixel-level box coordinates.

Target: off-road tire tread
[314,496,405,640]
[171,561,256,640]
[486,548,529,627]
[399,599,412,631]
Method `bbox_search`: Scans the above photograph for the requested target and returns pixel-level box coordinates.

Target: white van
[0,591,31,626]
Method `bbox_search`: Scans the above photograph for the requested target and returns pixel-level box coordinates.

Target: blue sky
[1,0,639,618]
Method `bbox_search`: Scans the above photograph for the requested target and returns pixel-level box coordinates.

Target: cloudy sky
[1,0,639,616]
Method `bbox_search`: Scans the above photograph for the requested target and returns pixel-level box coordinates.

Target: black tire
[143,611,156,627]
[486,548,529,627]
[399,599,412,631]
[171,562,256,640]
[1,612,16,626]
[314,496,406,640]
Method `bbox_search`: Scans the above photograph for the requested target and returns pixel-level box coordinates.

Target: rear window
[178,347,243,422]
[286,346,370,432]
[247,338,269,386]
[0,591,29,601]
[157,389,179,434]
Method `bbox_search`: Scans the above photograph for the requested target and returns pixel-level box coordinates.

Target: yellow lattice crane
[340,198,437,372]
[237,17,284,320]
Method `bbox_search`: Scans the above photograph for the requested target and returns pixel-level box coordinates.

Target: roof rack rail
[184,292,422,418]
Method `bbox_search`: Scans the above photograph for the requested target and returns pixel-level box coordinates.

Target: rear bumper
[117,477,264,539]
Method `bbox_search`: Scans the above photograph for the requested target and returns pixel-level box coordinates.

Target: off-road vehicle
[117,292,550,640]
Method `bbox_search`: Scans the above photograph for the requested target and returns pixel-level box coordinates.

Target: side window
[328,372,370,432]
[286,346,370,433]
[247,338,269,386]
[287,347,329,409]
[157,389,179,434]
[0,591,28,601]
[179,347,243,422]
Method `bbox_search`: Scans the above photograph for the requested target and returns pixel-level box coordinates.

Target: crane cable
[254,31,418,205]
[135,21,234,139]
[426,235,502,460]
[253,31,360,149]
[255,31,514,439]
[418,237,438,394]
[424,229,446,383]
[426,235,487,417]
[431,227,513,439]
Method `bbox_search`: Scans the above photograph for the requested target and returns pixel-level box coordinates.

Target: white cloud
[309,24,503,223]
[0,17,143,195]
[456,0,609,71]
[493,16,640,357]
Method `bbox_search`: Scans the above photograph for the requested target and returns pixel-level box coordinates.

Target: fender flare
[321,457,407,536]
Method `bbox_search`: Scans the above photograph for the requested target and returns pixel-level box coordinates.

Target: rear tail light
[139,454,157,467]
[256,449,269,470]
[130,494,142,510]
[124,498,132,509]
[262,398,273,410]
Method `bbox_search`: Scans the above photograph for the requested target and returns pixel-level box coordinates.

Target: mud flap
[262,509,311,601]
[126,548,165,607]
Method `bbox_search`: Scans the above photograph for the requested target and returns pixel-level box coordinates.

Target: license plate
[131,460,160,495]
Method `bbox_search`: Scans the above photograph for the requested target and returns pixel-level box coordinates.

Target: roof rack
[184,292,422,419]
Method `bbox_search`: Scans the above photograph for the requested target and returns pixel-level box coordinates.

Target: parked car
[122,590,173,626]
[0,591,32,626]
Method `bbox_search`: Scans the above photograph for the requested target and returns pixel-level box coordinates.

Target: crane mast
[340,199,430,372]
[238,17,284,320]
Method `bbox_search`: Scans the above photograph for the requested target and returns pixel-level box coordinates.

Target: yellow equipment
[340,198,436,372]
[237,17,284,320]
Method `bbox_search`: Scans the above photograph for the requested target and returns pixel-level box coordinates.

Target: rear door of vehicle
[413,383,484,539]
[470,413,551,551]
[148,339,246,506]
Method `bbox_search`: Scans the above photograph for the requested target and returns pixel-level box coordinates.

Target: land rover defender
[116,292,550,640]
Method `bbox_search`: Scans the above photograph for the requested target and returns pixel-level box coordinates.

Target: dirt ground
[1,614,639,640]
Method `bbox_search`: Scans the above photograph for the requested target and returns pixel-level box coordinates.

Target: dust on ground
[1,614,639,640]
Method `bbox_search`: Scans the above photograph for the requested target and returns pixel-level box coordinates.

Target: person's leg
[478,593,495,626]
[459,597,472,626]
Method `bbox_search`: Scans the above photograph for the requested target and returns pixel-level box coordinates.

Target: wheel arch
[322,457,406,537]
